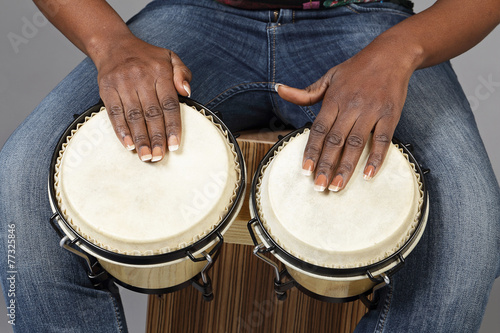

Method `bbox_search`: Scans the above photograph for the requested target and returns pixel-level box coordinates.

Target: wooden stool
[146,130,367,333]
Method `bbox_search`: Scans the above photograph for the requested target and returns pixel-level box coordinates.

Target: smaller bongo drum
[48,97,245,299]
[248,128,428,307]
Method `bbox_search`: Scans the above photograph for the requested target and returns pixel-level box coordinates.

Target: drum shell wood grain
[146,130,369,333]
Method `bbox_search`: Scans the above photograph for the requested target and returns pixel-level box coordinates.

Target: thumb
[275,76,329,106]
[171,51,193,97]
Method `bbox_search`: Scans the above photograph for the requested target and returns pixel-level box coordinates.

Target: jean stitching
[304,106,316,120]
[205,81,273,106]
[346,5,360,14]
[346,4,412,17]
[375,283,394,333]
[272,27,277,84]
[108,290,125,333]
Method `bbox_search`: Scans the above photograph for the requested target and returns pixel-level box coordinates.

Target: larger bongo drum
[48,97,245,297]
[248,128,429,305]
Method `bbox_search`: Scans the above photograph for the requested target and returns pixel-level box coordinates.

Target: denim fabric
[1,0,499,332]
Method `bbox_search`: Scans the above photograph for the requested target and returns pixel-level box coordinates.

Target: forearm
[368,0,500,72]
[33,0,134,64]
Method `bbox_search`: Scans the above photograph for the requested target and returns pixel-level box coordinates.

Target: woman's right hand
[95,35,192,162]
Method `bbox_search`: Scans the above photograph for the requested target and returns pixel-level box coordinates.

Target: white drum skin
[50,101,243,291]
[250,129,428,300]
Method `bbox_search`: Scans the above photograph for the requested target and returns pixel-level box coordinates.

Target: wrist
[85,29,138,68]
[369,32,425,73]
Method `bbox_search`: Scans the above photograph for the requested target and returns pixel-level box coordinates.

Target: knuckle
[382,100,396,112]
[325,132,344,147]
[161,97,179,114]
[338,162,354,174]
[165,124,180,136]
[144,105,163,120]
[346,135,364,149]
[133,134,149,145]
[149,132,165,143]
[369,152,384,166]
[317,161,335,171]
[304,144,321,157]
[347,94,363,110]
[126,108,144,122]
[107,105,123,117]
[374,134,391,144]
[179,66,192,78]
[114,125,129,136]
[310,122,329,136]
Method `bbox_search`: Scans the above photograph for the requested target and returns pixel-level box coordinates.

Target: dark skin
[34,0,500,189]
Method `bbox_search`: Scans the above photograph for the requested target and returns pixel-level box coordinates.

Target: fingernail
[124,136,135,151]
[183,81,191,98]
[302,159,314,176]
[364,165,375,180]
[139,146,152,162]
[314,174,328,192]
[274,83,283,93]
[329,175,343,192]
[151,147,163,162]
[168,135,179,151]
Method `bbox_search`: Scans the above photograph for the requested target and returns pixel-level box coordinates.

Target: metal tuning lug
[190,251,215,302]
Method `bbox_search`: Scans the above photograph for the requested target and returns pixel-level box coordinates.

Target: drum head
[53,103,241,256]
[255,129,424,269]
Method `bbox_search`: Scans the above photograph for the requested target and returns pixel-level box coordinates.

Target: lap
[0,1,498,331]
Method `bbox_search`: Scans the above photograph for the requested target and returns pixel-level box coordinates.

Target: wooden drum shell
[146,130,369,333]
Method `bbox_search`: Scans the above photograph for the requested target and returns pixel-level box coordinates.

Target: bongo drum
[248,128,429,306]
[48,97,245,298]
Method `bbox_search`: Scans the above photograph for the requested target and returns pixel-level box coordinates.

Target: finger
[301,94,340,187]
[328,120,373,192]
[119,88,152,162]
[100,86,135,151]
[363,118,396,181]
[171,52,193,98]
[312,105,359,192]
[156,76,181,151]
[275,73,331,106]
[137,87,167,162]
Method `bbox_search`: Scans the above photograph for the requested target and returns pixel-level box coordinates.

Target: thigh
[0,58,130,332]
[0,1,277,330]
[374,62,500,333]
[269,3,499,331]
[352,60,500,333]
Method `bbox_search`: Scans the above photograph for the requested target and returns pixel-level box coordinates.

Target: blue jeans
[1,0,499,332]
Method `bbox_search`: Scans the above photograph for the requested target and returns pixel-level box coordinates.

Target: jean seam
[346,4,412,17]
[345,5,360,14]
[204,82,274,107]
[304,106,316,120]
[108,290,125,333]
[375,283,394,333]
[268,25,289,122]
[271,27,277,84]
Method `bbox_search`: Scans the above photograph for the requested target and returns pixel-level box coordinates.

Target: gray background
[0,1,498,332]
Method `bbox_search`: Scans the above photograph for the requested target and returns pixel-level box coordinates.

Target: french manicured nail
[274,83,284,93]
[314,174,328,192]
[139,146,152,162]
[302,159,314,176]
[151,147,163,162]
[363,165,375,180]
[124,136,135,151]
[329,175,343,192]
[168,135,179,151]
[183,81,191,98]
